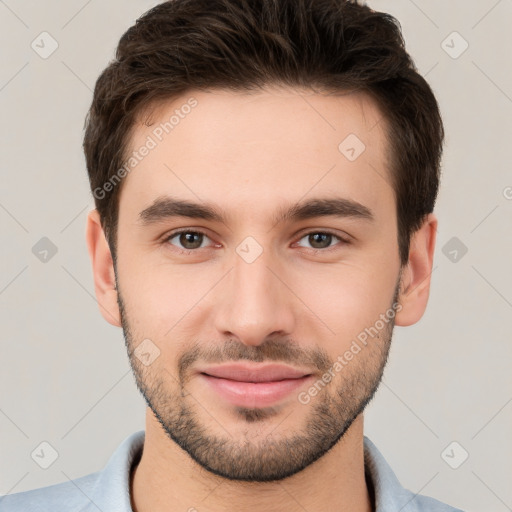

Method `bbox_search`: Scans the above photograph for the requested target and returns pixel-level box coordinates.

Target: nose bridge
[213,242,295,345]
[233,247,276,303]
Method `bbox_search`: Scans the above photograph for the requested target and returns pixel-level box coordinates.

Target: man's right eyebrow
[138,196,224,225]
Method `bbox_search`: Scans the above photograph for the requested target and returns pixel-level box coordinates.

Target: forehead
[119,86,394,226]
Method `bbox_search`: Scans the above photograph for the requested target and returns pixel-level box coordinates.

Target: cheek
[116,253,182,335]
[293,262,397,351]
[117,254,223,348]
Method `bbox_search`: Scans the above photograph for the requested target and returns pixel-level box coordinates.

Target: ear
[395,213,438,327]
[85,209,122,327]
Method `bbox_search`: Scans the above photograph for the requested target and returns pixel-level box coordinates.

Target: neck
[130,410,373,512]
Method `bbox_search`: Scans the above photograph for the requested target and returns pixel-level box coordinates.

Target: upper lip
[198,363,312,382]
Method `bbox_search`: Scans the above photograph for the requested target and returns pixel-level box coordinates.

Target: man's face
[114,87,402,481]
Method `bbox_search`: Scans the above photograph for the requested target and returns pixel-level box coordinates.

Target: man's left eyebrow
[274,197,374,224]
[137,195,375,226]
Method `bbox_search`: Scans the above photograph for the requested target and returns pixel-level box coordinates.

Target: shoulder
[0,471,100,512]
[0,430,145,512]
[404,492,465,511]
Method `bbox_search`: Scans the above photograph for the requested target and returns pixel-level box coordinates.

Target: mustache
[177,338,333,381]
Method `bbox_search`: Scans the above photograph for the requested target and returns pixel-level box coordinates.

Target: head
[85,0,443,482]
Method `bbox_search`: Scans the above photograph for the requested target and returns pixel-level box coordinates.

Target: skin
[86,86,437,512]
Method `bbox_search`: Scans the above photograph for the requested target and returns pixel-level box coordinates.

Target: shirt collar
[363,435,422,510]
[79,430,144,512]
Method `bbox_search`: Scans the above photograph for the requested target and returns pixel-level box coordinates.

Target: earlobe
[85,209,122,327]
[394,213,438,327]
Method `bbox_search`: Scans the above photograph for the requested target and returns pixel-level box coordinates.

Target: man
[0,0,464,510]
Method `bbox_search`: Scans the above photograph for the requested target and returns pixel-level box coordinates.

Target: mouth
[196,363,314,408]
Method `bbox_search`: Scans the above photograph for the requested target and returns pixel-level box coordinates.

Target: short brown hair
[83,0,444,266]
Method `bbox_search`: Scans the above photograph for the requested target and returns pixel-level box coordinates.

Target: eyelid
[294,227,352,242]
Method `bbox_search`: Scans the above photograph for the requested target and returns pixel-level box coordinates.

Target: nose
[213,246,296,347]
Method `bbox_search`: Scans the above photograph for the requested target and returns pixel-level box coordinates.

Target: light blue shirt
[0,430,464,511]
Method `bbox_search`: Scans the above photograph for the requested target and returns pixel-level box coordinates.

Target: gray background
[1,1,511,510]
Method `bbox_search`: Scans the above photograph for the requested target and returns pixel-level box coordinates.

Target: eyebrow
[138,195,375,227]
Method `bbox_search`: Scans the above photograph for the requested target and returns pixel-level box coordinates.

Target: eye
[163,229,350,254]
[165,229,214,251]
[294,231,350,251]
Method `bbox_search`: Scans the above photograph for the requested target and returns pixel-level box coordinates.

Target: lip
[197,363,314,408]
[197,363,312,382]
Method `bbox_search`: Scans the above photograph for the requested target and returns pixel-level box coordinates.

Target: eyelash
[162,228,351,254]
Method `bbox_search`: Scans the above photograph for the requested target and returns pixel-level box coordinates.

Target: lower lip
[200,374,313,408]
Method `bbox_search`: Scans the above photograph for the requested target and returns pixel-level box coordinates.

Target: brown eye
[308,233,333,249]
[295,231,348,251]
[166,230,210,251]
